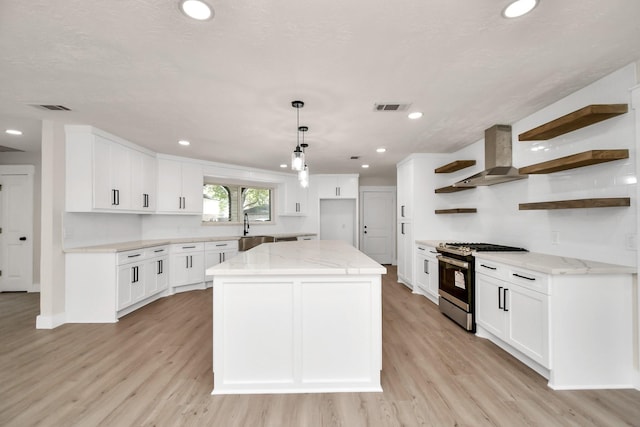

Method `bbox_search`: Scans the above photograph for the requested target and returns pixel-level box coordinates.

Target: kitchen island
[207,240,386,395]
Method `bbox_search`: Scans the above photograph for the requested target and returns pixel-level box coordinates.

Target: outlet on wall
[551,231,560,245]
[624,233,636,251]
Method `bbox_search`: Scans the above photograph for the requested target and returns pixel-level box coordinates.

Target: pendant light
[291,100,305,171]
[298,126,309,187]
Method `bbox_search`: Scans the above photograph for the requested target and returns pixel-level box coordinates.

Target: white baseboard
[36,312,66,329]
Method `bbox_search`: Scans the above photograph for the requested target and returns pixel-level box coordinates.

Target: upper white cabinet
[316,174,359,199]
[66,126,157,213]
[130,150,157,211]
[156,158,203,214]
[279,175,308,216]
[397,160,413,220]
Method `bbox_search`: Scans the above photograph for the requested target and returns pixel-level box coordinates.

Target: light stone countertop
[415,240,450,248]
[208,240,387,276]
[474,251,636,275]
[65,233,317,253]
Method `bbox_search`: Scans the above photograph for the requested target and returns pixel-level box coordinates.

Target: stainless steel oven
[437,243,527,332]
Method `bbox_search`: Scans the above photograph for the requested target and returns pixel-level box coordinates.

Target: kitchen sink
[238,235,275,252]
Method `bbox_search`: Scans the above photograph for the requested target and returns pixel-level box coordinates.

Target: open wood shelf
[435,185,474,194]
[519,149,629,174]
[435,208,477,214]
[434,160,476,173]
[518,104,628,141]
[519,198,630,211]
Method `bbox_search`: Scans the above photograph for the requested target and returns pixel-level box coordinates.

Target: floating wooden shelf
[435,208,477,214]
[519,149,629,174]
[434,160,476,173]
[519,198,630,211]
[518,104,628,141]
[435,185,474,194]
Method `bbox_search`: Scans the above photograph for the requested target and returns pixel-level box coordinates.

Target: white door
[0,170,34,292]
[361,190,394,264]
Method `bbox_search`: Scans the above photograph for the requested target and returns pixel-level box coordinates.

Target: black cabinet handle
[498,286,503,309]
[19,236,27,241]
[127,254,141,258]
[157,259,163,275]
[481,264,497,270]
[417,246,425,251]
[503,288,509,312]
[424,259,428,274]
[401,205,405,217]
[115,189,120,206]
[513,273,535,281]
[154,249,164,253]
[183,246,196,249]
[401,223,405,235]
[215,243,227,247]
[112,189,117,206]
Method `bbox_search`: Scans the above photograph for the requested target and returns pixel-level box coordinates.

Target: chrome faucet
[243,213,250,236]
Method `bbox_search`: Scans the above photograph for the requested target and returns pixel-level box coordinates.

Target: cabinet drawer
[148,245,170,257]
[507,267,549,294]
[476,259,508,280]
[205,240,239,251]
[117,249,148,265]
[171,242,205,254]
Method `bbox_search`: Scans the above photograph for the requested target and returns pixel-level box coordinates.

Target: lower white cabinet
[205,240,239,282]
[170,243,205,291]
[397,221,413,288]
[476,268,549,367]
[117,246,170,311]
[66,244,170,323]
[414,244,439,304]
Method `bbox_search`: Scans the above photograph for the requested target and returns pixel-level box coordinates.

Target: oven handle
[437,255,469,270]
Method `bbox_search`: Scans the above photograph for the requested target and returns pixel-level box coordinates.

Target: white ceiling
[1,0,639,182]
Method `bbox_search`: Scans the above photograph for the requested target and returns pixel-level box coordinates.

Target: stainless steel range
[436,242,527,332]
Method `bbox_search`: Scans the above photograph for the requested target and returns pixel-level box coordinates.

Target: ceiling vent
[31,104,72,111]
[374,103,410,112]
[0,145,24,152]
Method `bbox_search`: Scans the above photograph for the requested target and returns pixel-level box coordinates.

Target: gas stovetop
[438,242,528,257]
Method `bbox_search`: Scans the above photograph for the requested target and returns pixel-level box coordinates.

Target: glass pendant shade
[291,147,305,171]
[298,165,309,181]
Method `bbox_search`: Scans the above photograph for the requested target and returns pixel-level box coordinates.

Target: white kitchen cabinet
[316,174,359,199]
[397,221,413,288]
[170,243,205,291]
[145,246,169,295]
[476,260,549,368]
[414,244,439,304]
[278,176,308,216]
[396,159,413,220]
[205,240,239,282]
[116,245,170,311]
[130,150,157,211]
[66,126,156,213]
[157,158,203,214]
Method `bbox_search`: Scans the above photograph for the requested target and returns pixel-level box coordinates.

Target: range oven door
[437,255,472,311]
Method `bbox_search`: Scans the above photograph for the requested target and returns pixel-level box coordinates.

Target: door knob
[19,237,27,241]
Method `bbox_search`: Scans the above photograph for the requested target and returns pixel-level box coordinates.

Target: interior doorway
[360,188,395,264]
[0,165,34,292]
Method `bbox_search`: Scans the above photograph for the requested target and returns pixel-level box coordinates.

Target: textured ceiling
[1,0,640,182]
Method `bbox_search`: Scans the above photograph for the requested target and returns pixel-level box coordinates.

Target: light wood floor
[1,266,639,426]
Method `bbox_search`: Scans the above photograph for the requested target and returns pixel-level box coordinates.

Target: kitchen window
[202,182,273,224]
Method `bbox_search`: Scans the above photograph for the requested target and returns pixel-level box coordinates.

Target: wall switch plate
[551,231,560,245]
[625,233,636,251]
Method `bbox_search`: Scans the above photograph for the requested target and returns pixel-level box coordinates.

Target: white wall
[0,150,41,286]
[414,63,637,267]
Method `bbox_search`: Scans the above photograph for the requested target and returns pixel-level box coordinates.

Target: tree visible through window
[203,183,272,223]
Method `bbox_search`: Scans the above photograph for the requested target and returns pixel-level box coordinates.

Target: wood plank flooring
[1,266,639,426]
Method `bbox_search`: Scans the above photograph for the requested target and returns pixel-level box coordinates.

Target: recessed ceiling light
[408,112,423,120]
[502,0,538,18]
[361,164,370,169]
[5,129,22,135]
[376,148,386,153]
[180,0,214,21]
[279,164,287,168]
[178,140,190,146]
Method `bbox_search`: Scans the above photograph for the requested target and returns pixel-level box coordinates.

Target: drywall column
[36,120,66,329]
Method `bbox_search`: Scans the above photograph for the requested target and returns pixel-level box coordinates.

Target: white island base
[208,240,386,395]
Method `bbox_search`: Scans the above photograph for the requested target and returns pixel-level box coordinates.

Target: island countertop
[208,240,387,276]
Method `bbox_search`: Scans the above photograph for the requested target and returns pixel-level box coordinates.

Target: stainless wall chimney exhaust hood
[453,124,527,187]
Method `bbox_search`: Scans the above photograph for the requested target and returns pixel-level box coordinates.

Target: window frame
[202,179,275,225]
